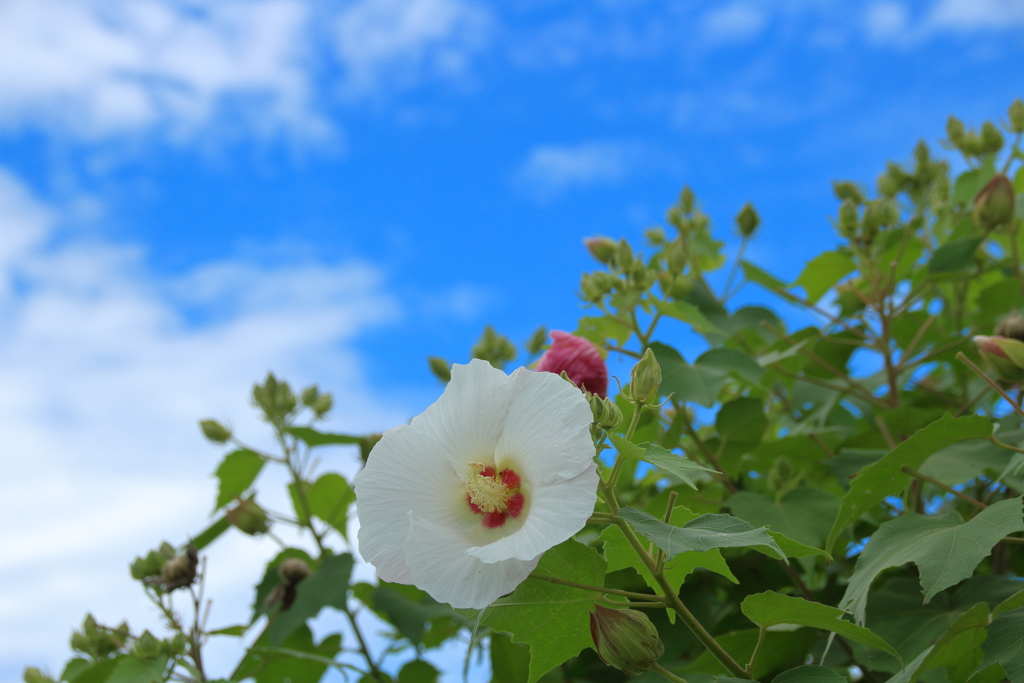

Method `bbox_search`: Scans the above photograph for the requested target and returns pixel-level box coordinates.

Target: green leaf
[619,507,787,562]
[653,299,723,335]
[727,488,840,548]
[794,251,856,303]
[929,238,984,273]
[825,414,993,555]
[742,261,788,291]
[770,531,831,560]
[373,584,462,645]
[192,515,230,550]
[72,657,124,683]
[976,607,1024,683]
[475,539,606,683]
[235,627,341,683]
[741,591,899,660]
[683,628,817,678]
[920,437,1013,486]
[251,548,316,621]
[839,497,1024,625]
[772,665,849,683]
[650,342,727,407]
[954,165,994,205]
[697,347,765,385]
[915,602,990,683]
[306,473,355,538]
[107,656,168,683]
[398,660,439,683]
[285,426,361,447]
[213,449,265,511]
[608,434,717,489]
[490,632,530,683]
[575,315,632,345]
[715,397,767,444]
[265,553,354,646]
[61,659,91,683]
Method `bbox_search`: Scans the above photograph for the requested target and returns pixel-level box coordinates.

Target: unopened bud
[300,385,320,406]
[946,116,965,145]
[199,420,231,443]
[838,199,859,238]
[629,261,655,290]
[630,348,662,404]
[526,326,547,355]
[472,326,517,369]
[973,175,1015,231]
[613,240,634,272]
[665,240,686,275]
[278,558,312,585]
[833,181,863,204]
[428,356,452,383]
[227,499,270,536]
[158,544,198,591]
[536,331,609,398]
[975,335,1024,383]
[1010,99,1024,134]
[311,393,333,415]
[877,163,905,198]
[589,605,665,676]
[914,140,930,167]
[168,633,188,656]
[23,668,53,683]
[584,237,617,264]
[679,186,695,213]
[996,315,1024,342]
[735,202,760,238]
[588,394,623,430]
[134,630,161,660]
[580,274,606,302]
[981,121,1004,153]
[644,227,666,245]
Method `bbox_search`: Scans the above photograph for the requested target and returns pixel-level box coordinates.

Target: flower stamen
[466,463,524,528]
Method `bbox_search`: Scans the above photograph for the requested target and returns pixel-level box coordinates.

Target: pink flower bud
[536,331,608,398]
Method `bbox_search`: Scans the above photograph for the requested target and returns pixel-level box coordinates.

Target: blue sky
[1,0,1023,680]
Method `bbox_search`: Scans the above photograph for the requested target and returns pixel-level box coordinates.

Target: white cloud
[864,0,1024,45]
[334,0,490,95]
[514,141,647,198]
[864,1,910,41]
[701,2,768,44]
[929,0,1024,29]
[0,169,413,676]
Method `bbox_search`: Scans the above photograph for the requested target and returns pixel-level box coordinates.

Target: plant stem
[653,663,689,683]
[901,465,986,509]
[957,352,1024,420]
[604,400,645,508]
[676,406,737,494]
[529,573,664,602]
[745,627,766,674]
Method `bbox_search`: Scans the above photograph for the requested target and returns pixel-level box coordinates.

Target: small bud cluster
[973,174,1016,232]
[264,557,313,612]
[300,384,334,417]
[130,542,199,592]
[252,372,298,425]
[590,604,665,676]
[471,325,517,370]
[69,614,131,659]
[946,109,1019,158]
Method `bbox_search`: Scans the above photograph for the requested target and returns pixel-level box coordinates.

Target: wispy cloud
[700,2,768,45]
[864,0,1024,45]
[514,140,649,199]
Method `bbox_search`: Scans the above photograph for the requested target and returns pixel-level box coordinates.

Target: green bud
[227,499,270,536]
[914,140,930,167]
[946,116,965,145]
[735,202,760,238]
[1010,99,1024,134]
[472,326,517,369]
[613,240,634,272]
[961,131,984,157]
[588,395,624,430]
[629,261,655,291]
[589,605,665,676]
[877,163,905,198]
[526,326,547,355]
[311,393,333,416]
[679,186,695,213]
[981,121,1004,153]
[70,631,90,653]
[300,385,319,407]
[838,199,859,238]
[975,335,1024,383]
[997,315,1024,342]
[644,227,666,245]
[665,240,686,275]
[158,544,199,591]
[580,274,606,302]
[252,373,297,423]
[134,630,161,660]
[278,557,312,585]
[584,237,617,264]
[630,348,662,405]
[832,181,863,204]
[199,419,231,443]
[168,633,188,656]
[428,356,451,383]
[973,174,1016,231]
[23,667,53,683]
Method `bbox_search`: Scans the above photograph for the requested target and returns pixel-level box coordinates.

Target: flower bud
[278,557,312,585]
[679,186,695,213]
[428,356,451,383]
[877,163,906,198]
[472,326,517,369]
[996,315,1024,342]
[199,419,231,443]
[982,121,1004,154]
[526,326,547,355]
[23,668,53,683]
[665,239,687,275]
[134,630,161,660]
[301,385,320,406]
[311,393,333,416]
[833,180,863,204]
[838,199,859,238]
[584,237,617,264]
[168,633,188,656]
[973,175,1015,231]
[644,227,666,245]
[158,544,199,591]
[947,116,965,146]
[629,261,656,290]
[580,274,607,302]
[735,202,760,238]
[630,348,661,404]
[613,240,634,272]
[974,335,1024,383]
[589,605,665,676]
[253,373,297,423]
[227,499,271,536]
[588,394,623,430]
[1010,99,1024,134]
[536,331,608,398]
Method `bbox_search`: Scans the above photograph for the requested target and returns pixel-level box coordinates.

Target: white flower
[354,359,599,609]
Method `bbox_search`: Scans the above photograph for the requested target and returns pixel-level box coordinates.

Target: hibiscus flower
[354,359,599,609]
[535,330,608,398]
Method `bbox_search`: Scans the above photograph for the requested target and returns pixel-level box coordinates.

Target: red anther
[480,466,497,478]
[482,511,507,528]
[467,494,482,515]
[500,469,521,489]
[507,492,525,517]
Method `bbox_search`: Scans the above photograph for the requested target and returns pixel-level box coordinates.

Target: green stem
[529,573,664,602]
[900,465,986,509]
[653,663,689,683]
[745,627,766,674]
[604,401,644,505]
[957,352,1024,420]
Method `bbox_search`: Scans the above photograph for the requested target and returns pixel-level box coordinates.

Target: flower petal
[404,516,539,609]
[411,359,514,478]
[354,423,465,583]
[466,462,599,563]
[495,367,595,485]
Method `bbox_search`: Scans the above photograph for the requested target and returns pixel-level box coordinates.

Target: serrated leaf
[976,607,1024,683]
[284,426,361,447]
[373,584,463,645]
[213,449,265,511]
[471,539,605,683]
[772,665,848,683]
[608,434,717,489]
[653,299,723,334]
[929,237,983,273]
[619,507,787,562]
[741,591,899,660]
[794,251,856,303]
[839,497,1024,625]
[650,341,728,407]
[825,414,993,555]
[742,261,788,291]
[305,473,355,538]
[265,553,353,646]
